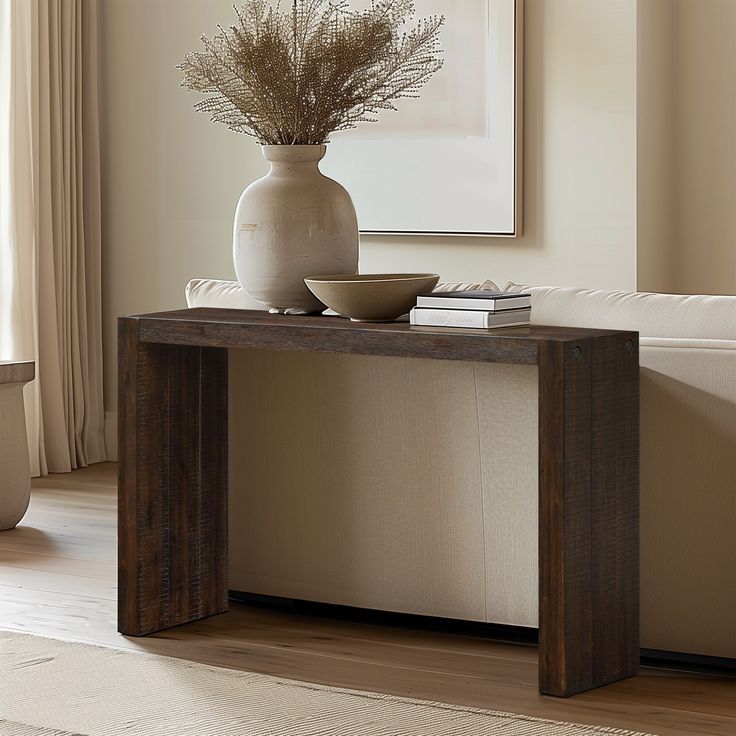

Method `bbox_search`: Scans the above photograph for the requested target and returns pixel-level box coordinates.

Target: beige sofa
[186,278,736,659]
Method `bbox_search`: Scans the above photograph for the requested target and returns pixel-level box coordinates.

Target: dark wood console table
[118,308,639,697]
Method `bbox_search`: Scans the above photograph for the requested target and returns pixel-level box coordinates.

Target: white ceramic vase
[233,144,359,313]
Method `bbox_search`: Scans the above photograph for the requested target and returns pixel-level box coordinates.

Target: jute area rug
[1,632,654,736]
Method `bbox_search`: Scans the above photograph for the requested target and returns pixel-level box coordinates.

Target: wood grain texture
[132,308,632,367]
[118,309,639,696]
[591,334,640,686]
[118,317,228,636]
[538,334,639,697]
[3,465,733,736]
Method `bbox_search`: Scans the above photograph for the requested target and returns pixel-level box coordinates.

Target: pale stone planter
[0,361,35,530]
[232,144,359,314]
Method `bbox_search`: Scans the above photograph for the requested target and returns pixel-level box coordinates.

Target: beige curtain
[0,0,106,476]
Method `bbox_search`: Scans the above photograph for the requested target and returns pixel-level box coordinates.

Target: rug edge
[0,629,657,736]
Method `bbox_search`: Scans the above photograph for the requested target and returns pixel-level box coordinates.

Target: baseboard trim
[230,590,538,645]
[639,649,736,677]
[229,590,735,677]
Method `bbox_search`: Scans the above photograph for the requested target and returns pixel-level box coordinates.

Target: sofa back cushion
[186,279,263,310]
[505,284,736,340]
[185,278,502,312]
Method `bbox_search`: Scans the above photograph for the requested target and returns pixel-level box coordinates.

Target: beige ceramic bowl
[304,273,440,322]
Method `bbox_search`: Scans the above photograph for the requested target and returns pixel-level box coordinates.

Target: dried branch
[178,0,444,144]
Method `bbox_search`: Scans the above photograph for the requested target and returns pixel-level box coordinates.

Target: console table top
[121,308,636,366]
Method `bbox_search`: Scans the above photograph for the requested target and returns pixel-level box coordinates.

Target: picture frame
[322,0,523,237]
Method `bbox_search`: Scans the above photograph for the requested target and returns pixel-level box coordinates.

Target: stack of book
[409,291,532,329]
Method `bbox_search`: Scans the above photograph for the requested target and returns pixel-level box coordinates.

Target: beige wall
[99,0,736,420]
[359,1,638,287]
[635,0,736,295]
[99,0,639,414]
[672,0,736,295]
[636,0,675,293]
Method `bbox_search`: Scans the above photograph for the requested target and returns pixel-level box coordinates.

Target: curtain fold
[0,0,106,475]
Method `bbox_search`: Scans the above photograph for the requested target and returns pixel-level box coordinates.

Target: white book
[410,307,531,329]
[416,291,531,311]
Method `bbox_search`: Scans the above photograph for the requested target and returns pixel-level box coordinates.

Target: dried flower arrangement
[178,0,444,145]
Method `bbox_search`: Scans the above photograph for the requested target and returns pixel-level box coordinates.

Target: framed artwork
[321,0,523,237]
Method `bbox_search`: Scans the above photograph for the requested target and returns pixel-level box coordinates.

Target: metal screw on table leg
[626,339,635,354]
[573,346,583,361]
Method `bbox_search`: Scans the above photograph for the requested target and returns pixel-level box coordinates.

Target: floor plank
[0,463,732,736]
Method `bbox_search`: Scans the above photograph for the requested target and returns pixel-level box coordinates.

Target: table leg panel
[590,334,640,684]
[118,319,228,635]
[539,335,639,696]
[196,346,229,619]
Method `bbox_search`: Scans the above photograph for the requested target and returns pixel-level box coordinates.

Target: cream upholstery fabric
[506,284,736,657]
[637,339,735,656]
[228,350,537,626]
[186,279,263,311]
[185,278,500,312]
[187,278,535,626]
[504,284,736,340]
[187,279,736,657]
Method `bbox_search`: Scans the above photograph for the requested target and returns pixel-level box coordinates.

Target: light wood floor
[1,463,733,736]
